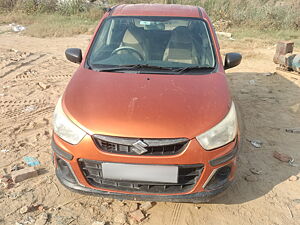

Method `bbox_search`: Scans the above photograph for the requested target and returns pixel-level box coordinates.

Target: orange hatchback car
[51,4,242,202]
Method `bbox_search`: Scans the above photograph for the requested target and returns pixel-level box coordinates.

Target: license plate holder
[102,163,178,183]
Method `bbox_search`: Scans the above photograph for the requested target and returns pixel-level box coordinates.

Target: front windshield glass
[87,16,216,73]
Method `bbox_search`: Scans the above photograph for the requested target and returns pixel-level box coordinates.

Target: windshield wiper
[95,64,175,72]
[95,64,215,74]
[174,66,215,74]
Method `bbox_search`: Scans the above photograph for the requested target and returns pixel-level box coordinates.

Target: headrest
[169,26,192,44]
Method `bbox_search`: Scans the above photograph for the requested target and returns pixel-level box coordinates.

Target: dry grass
[230,28,300,47]
[0,0,299,39]
[0,7,103,37]
[23,14,97,37]
[110,0,300,30]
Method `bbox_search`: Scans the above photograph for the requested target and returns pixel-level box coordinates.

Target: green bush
[37,0,58,13]
[0,0,19,10]
[57,0,87,15]
[15,0,39,14]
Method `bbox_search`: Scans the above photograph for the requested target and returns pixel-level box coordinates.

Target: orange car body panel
[53,4,239,199]
[63,5,229,139]
[112,4,201,18]
[53,133,237,195]
[63,70,231,139]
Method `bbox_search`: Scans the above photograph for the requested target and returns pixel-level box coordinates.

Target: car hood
[63,68,231,139]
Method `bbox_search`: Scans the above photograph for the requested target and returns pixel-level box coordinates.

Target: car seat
[120,27,146,59]
[163,26,198,64]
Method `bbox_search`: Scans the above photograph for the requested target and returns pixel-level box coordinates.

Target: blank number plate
[102,163,178,183]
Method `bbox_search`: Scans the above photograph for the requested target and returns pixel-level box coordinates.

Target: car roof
[111,4,203,18]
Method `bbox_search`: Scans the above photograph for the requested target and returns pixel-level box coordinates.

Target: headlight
[196,102,238,150]
[53,97,86,145]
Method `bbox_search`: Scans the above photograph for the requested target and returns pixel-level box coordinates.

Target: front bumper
[52,134,238,203]
[56,164,233,203]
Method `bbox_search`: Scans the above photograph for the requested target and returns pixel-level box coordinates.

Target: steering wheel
[111,46,144,61]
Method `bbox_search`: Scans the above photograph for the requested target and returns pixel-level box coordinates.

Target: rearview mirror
[224,53,242,70]
[65,48,82,64]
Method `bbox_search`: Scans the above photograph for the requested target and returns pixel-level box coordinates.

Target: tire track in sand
[170,203,184,225]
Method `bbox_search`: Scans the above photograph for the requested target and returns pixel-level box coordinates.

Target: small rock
[285,128,300,134]
[292,199,300,204]
[249,80,256,85]
[262,72,272,76]
[250,140,262,148]
[26,121,36,129]
[23,105,37,113]
[216,31,232,38]
[249,168,262,175]
[289,175,298,181]
[195,206,201,210]
[9,191,21,200]
[273,151,293,163]
[290,103,300,113]
[0,176,9,183]
[10,48,19,53]
[23,216,35,224]
[2,181,10,189]
[244,174,258,182]
[101,202,110,208]
[128,203,139,212]
[99,204,109,212]
[3,85,10,89]
[44,130,50,136]
[37,82,50,90]
[289,159,298,167]
[2,168,8,175]
[88,207,95,214]
[240,89,249,94]
[92,222,106,225]
[0,149,9,153]
[140,202,154,211]
[113,200,125,207]
[48,207,56,212]
[42,118,49,125]
[11,164,21,172]
[12,167,38,183]
[38,205,45,211]
[19,142,26,147]
[130,210,145,222]
[35,213,48,225]
[20,206,30,214]
[114,212,127,224]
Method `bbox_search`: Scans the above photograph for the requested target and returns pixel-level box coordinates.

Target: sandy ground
[0,32,299,225]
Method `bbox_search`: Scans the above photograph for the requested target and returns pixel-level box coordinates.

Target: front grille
[79,159,204,194]
[92,134,189,156]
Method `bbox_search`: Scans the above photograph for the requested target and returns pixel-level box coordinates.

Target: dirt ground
[0,31,299,225]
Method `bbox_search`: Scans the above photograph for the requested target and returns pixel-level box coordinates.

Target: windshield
[86,16,216,74]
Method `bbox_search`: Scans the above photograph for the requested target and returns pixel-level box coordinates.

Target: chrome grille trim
[92,135,189,156]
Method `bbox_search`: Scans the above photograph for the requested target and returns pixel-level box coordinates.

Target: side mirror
[224,53,242,70]
[65,48,82,64]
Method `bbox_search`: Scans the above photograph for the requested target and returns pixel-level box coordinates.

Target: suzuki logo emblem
[132,140,148,155]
